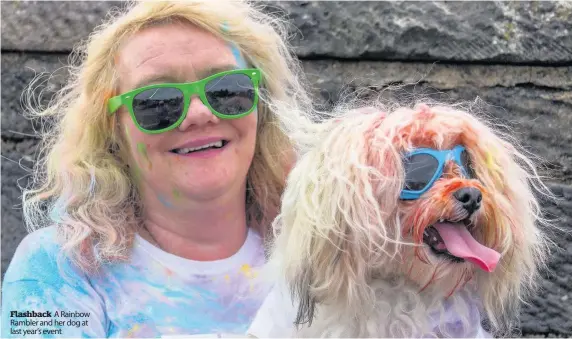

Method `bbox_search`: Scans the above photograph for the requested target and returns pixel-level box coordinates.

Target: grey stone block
[1,138,38,279]
[302,61,572,185]
[1,1,124,52]
[2,1,572,64]
[279,1,572,63]
[522,183,572,335]
[1,53,71,138]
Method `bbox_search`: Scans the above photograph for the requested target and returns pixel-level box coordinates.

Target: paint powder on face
[137,142,152,170]
[230,44,248,69]
[124,125,131,141]
[124,125,132,140]
[123,126,145,185]
[221,22,247,68]
[132,165,144,187]
[172,189,182,202]
[157,194,174,209]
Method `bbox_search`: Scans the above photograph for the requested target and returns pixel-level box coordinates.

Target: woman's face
[115,22,258,206]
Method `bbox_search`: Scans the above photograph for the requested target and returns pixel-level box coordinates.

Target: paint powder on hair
[485,151,496,170]
[50,174,74,223]
[88,167,96,196]
[103,89,116,103]
[221,22,230,33]
[49,197,68,223]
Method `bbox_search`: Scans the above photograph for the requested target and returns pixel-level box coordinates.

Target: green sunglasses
[108,68,261,134]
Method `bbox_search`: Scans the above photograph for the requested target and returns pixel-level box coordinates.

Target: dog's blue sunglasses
[400,145,475,200]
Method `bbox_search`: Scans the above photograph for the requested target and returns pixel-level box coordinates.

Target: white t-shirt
[247,281,297,338]
[2,226,269,338]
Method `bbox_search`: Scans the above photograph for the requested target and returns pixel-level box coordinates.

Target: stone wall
[1,1,571,336]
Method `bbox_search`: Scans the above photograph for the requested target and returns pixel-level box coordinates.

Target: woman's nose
[178,96,219,131]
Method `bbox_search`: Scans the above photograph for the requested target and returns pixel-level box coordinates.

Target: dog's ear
[270,112,404,327]
[469,136,553,336]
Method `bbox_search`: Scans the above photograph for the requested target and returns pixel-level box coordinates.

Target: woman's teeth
[174,140,223,154]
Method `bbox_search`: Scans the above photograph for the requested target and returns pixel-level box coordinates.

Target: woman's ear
[270,112,403,327]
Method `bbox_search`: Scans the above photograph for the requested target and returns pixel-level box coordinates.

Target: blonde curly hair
[22,0,315,273]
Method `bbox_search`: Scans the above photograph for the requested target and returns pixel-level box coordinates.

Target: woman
[1,1,314,337]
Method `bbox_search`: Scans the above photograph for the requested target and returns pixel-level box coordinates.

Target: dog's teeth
[438,218,444,223]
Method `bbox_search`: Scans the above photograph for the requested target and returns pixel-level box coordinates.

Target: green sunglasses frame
[107,68,261,134]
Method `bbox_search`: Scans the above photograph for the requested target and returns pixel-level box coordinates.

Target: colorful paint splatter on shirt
[2,226,269,338]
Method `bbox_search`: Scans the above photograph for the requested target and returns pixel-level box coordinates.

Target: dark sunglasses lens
[205,74,255,116]
[460,150,476,178]
[404,154,439,191]
[132,88,184,131]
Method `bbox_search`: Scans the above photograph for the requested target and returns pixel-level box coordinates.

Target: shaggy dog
[248,104,551,338]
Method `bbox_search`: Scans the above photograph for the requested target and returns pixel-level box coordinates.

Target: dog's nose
[453,187,482,215]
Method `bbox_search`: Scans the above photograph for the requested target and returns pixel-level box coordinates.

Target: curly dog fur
[260,103,552,338]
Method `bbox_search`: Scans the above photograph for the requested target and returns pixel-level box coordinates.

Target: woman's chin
[172,179,241,202]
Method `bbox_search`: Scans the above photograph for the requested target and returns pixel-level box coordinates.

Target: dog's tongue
[433,222,501,272]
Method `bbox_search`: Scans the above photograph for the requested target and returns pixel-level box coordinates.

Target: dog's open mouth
[422,219,501,272]
[423,222,465,263]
